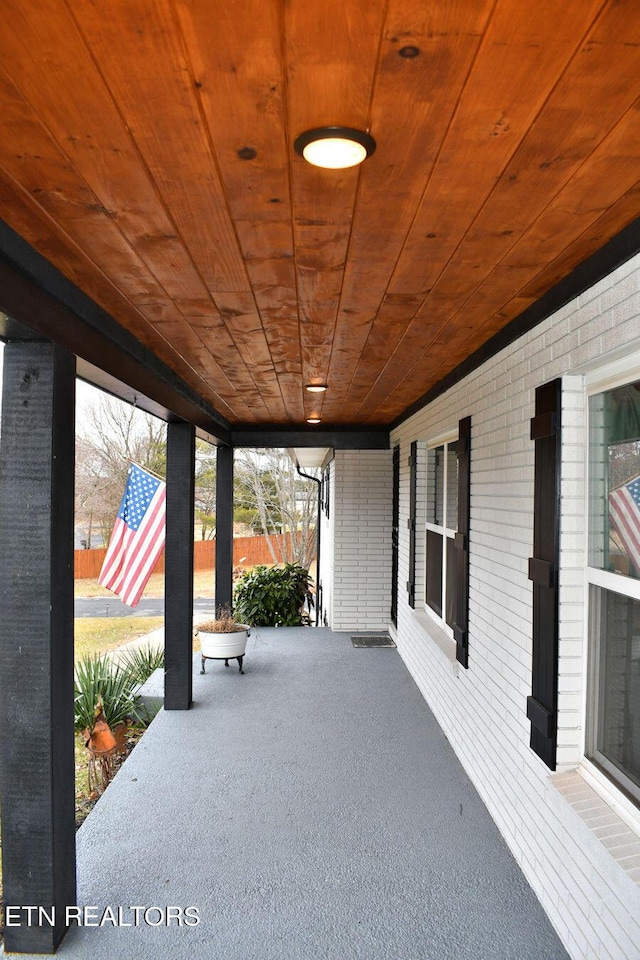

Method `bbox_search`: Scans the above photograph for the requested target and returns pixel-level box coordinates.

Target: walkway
[21,628,568,959]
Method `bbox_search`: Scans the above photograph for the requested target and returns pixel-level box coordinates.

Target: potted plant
[196,607,250,675]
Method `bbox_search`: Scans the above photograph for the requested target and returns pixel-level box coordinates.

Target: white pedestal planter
[198,626,250,675]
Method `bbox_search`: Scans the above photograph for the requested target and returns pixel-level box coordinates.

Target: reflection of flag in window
[98,463,166,607]
[609,474,640,575]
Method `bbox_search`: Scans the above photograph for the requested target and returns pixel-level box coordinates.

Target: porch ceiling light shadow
[294,127,376,169]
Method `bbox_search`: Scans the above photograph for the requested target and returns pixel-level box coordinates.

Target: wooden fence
[74,532,301,579]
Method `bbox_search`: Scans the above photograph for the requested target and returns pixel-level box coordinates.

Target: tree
[195,439,216,540]
[234,449,318,569]
[74,389,316,571]
[75,394,167,545]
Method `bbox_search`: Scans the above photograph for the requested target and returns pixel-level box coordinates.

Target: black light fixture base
[294,126,376,161]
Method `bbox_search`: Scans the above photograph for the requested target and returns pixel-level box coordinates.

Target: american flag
[98,463,166,607]
[609,473,640,576]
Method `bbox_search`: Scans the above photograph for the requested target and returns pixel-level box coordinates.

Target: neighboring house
[319,253,640,958]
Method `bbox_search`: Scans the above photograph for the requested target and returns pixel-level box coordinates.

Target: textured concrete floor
[14,628,568,959]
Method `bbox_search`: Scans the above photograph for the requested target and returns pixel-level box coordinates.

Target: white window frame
[424,430,458,634]
[584,354,640,812]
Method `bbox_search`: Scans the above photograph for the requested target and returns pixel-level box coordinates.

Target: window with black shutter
[423,418,471,667]
[424,434,458,628]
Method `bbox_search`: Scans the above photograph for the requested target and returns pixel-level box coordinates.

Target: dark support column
[215,444,234,613]
[164,420,195,710]
[0,341,76,954]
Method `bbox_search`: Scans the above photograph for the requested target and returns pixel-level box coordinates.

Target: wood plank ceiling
[0,0,639,426]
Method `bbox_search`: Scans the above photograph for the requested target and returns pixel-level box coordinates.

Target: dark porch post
[215,444,234,613]
[164,420,195,710]
[0,341,76,954]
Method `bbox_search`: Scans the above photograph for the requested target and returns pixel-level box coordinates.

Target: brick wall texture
[325,450,393,631]
[385,252,640,959]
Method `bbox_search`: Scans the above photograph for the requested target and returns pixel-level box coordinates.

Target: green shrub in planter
[234,563,313,627]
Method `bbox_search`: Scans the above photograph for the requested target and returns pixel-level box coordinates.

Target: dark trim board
[391,216,640,430]
[165,421,196,711]
[231,426,390,449]
[0,219,231,443]
[215,446,234,612]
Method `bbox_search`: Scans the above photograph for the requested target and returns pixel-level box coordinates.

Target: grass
[74,569,215,598]
[75,616,165,660]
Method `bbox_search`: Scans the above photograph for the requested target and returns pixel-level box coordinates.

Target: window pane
[589,586,640,801]
[426,529,443,617]
[427,446,444,526]
[589,380,640,580]
[446,445,458,531]
[445,536,456,629]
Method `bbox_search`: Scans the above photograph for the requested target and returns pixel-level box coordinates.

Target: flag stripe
[119,493,166,605]
[116,493,165,604]
[115,487,165,585]
[97,464,167,607]
[609,483,640,574]
[610,489,640,559]
[99,524,135,592]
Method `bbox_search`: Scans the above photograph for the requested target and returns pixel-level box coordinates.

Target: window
[587,374,640,806]
[425,435,458,630]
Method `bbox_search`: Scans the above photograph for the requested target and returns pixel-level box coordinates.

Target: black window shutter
[324,467,330,519]
[527,378,561,770]
[452,416,471,668]
[391,445,400,626]
[407,442,417,608]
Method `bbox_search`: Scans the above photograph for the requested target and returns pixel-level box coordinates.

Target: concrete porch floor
[17,627,568,959]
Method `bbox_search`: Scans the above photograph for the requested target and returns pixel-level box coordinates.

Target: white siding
[326,450,393,631]
[391,253,640,959]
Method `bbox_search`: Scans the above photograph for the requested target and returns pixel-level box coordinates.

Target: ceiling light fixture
[305,383,328,393]
[306,416,322,424]
[294,127,376,169]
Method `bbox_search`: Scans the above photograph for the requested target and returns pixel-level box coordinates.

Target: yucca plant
[117,643,164,685]
[74,653,147,733]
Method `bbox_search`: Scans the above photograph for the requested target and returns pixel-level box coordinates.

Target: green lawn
[74,616,165,660]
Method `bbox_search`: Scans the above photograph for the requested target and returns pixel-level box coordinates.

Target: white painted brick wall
[326,450,393,631]
[391,253,640,960]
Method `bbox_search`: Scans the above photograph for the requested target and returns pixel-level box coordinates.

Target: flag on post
[98,463,166,607]
[609,473,640,576]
